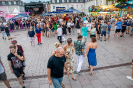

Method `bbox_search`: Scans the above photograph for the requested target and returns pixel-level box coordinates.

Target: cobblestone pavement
[0,26,133,88]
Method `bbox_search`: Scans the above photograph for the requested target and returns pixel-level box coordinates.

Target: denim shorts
[101,31,106,36]
[108,31,110,35]
[52,29,54,32]
[51,77,63,88]
[6,33,10,36]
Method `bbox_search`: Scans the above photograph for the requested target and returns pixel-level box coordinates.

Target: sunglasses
[57,51,64,56]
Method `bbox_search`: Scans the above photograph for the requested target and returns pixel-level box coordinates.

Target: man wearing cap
[8,45,25,88]
[35,24,42,45]
[11,40,26,80]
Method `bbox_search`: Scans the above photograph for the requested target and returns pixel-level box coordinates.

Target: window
[81,5,83,8]
[72,5,74,7]
[62,0,64,3]
[8,1,11,5]
[67,5,69,9]
[14,1,16,5]
[76,0,78,2]
[77,5,78,8]
[67,0,69,3]
[57,0,59,3]
[71,0,73,2]
[52,0,55,3]
[2,1,5,5]
[80,0,83,2]
[53,6,55,9]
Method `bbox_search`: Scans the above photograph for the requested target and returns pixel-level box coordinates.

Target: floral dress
[66,45,75,74]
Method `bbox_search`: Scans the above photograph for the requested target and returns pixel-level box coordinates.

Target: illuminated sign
[56,7,65,12]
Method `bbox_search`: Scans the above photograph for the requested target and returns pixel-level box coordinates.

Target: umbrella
[10,14,29,19]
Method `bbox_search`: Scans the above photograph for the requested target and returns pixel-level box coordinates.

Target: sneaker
[8,39,10,40]
[126,33,127,34]
[38,43,40,45]
[22,75,26,80]
[22,86,25,88]
[104,40,106,41]
[40,43,42,44]
[5,38,6,40]
[128,33,130,34]
[10,38,12,40]
[77,72,81,75]
[120,35,122,37]
[2,37,4,39]
[100,40,102,41]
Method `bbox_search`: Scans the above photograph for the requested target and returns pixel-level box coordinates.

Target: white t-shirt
[0,56,4,74]
[84,20,88,26]
[57,28,62,36]
[67,23,71,27]
[87,23,92,31]
[59,19,63,24]
[71,23,74,27]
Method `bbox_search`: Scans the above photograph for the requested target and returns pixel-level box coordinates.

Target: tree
[106,0,131,3]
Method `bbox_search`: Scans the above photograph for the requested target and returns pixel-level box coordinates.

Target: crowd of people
[0,14,133,88]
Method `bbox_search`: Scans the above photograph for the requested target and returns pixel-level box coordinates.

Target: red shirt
[56,17,58,20]
[51,17,54,21]
[65,17,69,21]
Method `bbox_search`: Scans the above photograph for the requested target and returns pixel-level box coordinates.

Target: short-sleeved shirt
[0,26,5,31]
[28,30,35,37]
[82,17,86,21]
[81,27,88,36]
[35,27,42,33]
[101,24,108,32]
[122,22,127,29]
[127,21,131,26]
[57,28,62,36]
[7,51,23,70]
[116,22,122,29]
[74,40,85,56]
[47,55,66,78]
[0,56,4,74]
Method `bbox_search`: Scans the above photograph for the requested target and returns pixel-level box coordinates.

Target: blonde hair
[55,42,61,48]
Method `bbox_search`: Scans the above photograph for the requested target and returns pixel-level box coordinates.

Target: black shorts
[22,61,26,67]
[90,35,96,38]
[121,29,126,33]
[13,67,23,78]
[115,29,121,33]
[97,30,101,34]
[0,72,7,81]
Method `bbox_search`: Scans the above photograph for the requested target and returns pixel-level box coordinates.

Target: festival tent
[66,8,81,13]
[11,8,20,15]
[10,14,30,19]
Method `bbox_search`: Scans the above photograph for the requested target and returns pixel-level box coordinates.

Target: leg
[39,33,41,43]
[18,76,24,87]
[101,36,103,40]
[90,65,94,75]
[36,34,39,43]
[77,55,84,72]
[51,77,62,88]
[3,80,11,88]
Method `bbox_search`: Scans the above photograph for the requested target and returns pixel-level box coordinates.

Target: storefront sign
[56,7,65,12]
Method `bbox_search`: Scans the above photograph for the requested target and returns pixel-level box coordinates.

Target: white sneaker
[127,76,133,81]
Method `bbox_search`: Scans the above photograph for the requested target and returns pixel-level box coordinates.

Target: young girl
[4,24,12,40]
[27,27,35,45]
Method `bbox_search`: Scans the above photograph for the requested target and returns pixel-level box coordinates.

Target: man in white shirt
[0,56,11,88]
[87,22,92,31]
[83,18,88,27]
[59,18,63,25]
[57,25,62,43]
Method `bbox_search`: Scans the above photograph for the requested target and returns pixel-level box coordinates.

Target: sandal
[61,84,65,88]
[72,77,76,81]
[90,73,93,76]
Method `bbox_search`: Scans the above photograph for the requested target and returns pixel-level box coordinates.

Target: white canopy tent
[11,8,20,15]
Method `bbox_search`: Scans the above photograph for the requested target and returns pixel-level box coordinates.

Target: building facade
[50,0,113,14]
[0,0,25,14]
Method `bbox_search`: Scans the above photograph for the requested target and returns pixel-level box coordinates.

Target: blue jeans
[51,77,63,88]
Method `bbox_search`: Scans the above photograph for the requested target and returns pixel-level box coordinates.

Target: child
[57,25,62,43]
[27,27,35,45]
[4,24,12,40]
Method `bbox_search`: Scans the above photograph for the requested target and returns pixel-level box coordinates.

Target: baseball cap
[11,40,17,44]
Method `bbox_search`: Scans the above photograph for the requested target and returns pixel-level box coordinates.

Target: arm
[82,49,85,57]
[8,61,13,73]
[15,54,23,61]
[47,68,52,85]
[86,44,90,55]
[0,59,5,71]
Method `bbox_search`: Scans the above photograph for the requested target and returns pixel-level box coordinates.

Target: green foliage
[106,0,131,2]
